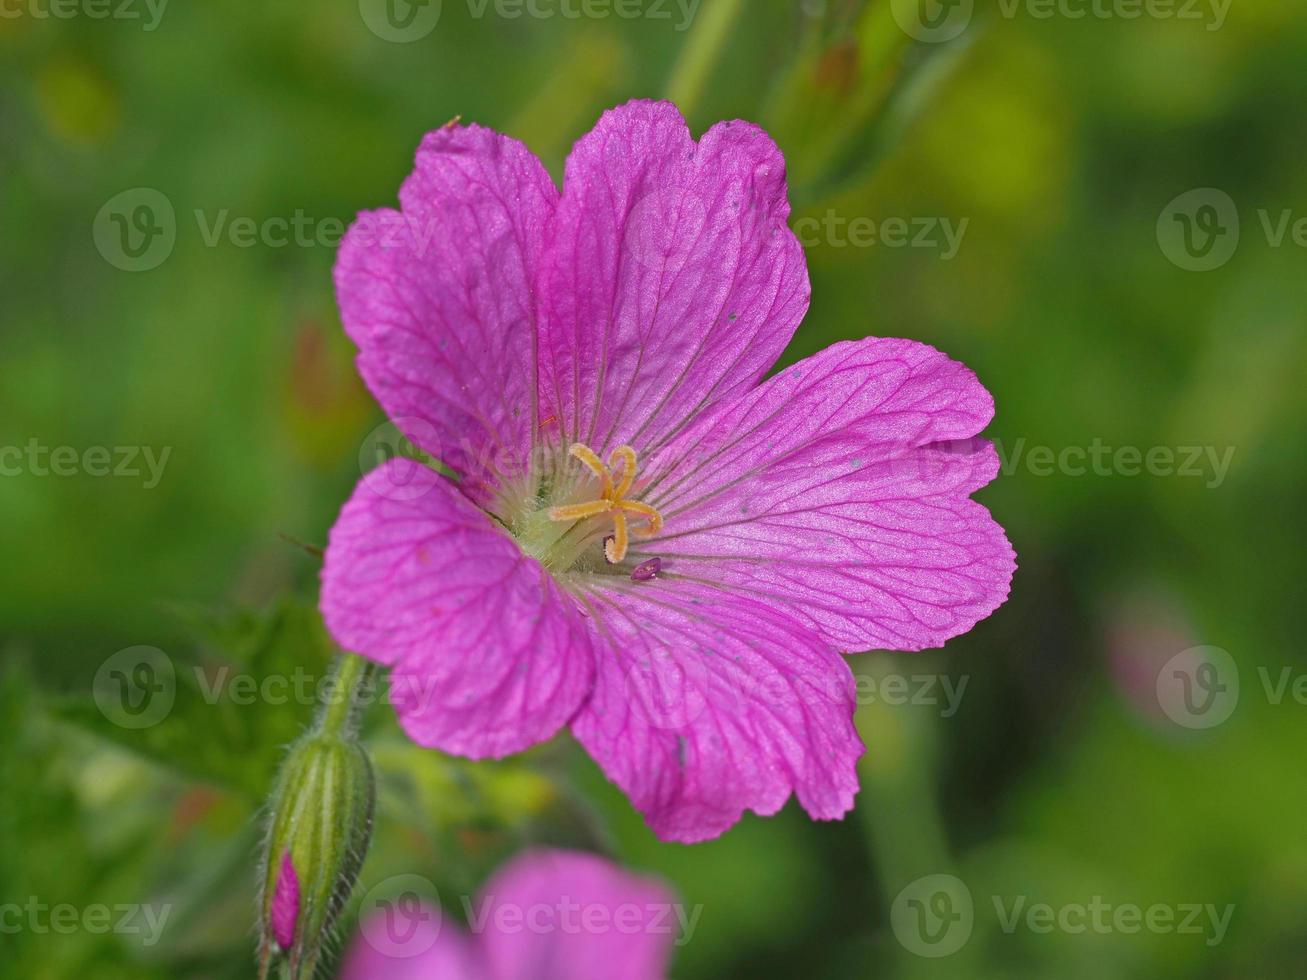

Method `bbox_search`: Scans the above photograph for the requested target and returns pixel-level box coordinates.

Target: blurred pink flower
[340,850,676,980]
[322,100,1014,843]
[1106,589,1197,720]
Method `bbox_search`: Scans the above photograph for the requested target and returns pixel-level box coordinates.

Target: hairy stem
[316,652,374,740]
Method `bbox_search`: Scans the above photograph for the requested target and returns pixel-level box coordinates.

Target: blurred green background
[3,0,1306,976]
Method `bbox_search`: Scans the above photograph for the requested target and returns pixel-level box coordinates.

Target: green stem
[315,653,373,740]
[664,0,746,118]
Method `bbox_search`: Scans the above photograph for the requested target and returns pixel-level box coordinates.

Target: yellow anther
[568,443,611,496]
[547,499,612,522]
[609,445,638,499]
[605,511,629,564]
[618,500,663,537]
[547,441,664,564]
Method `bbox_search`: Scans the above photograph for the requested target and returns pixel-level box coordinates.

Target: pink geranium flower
[321,100,1014,843]
[340,850,677,980]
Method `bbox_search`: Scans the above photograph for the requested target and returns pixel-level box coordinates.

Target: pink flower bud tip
[271,850,300,951]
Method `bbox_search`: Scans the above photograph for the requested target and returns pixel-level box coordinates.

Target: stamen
[618,500,663,537]
[547,441,665,564]
[609,445,638,499]
[547,499,612,522]
[605,511,629,564]
[568,443,611,496]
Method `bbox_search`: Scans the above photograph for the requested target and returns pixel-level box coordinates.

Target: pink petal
[320,459,595,758]
[537,100,809,457]
[637,337,1015,652]
[477,850,677,980]
[334,123,559,507]
[271,850,299,951]
[340,902,478,980]
[570,580,863,844]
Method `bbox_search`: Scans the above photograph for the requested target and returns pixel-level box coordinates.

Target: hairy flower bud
[258,658,376,979]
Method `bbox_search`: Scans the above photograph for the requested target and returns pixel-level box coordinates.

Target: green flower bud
[258,656,376,979]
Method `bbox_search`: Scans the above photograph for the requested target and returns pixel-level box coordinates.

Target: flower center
[546,443,664,564]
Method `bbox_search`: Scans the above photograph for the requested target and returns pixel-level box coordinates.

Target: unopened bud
[257,658,376,979]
